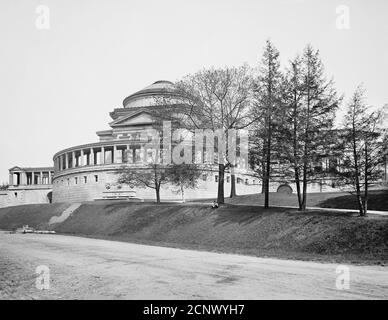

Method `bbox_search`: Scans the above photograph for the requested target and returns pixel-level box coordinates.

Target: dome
[123,80,176,108]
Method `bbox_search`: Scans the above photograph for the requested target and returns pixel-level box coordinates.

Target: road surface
[0,232,387,300]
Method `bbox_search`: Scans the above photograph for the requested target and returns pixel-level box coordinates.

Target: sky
[0,0,387,183]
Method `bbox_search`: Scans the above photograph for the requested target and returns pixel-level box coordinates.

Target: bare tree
[117,163,169,204]
[0,183,9,190]
[252,40,283,208]
[277,56,305,208]
[279,45,341,211]
[335,85,387,216]
[154,65,253,204]
[166,164,202,202]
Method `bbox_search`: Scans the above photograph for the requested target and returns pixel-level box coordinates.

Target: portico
[9,167,54,186]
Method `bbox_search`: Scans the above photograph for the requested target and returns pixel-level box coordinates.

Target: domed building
[52,81,261,203]
[2,81,386,208]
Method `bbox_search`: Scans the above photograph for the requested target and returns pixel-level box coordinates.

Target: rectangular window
[146,149,155,163]
[135,148,141,163]
[106,150,112,164]
[94,175,98,182]
[226,176,230,183]
[75,177,78,185]
[84,176,87,184]
[215,175,218,183]
[202,174,207,181]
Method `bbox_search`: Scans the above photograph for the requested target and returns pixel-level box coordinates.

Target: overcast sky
[0,0,387,183]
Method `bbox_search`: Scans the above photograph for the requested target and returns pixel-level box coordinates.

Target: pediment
[109,111,154,127]
[9,166,23,172]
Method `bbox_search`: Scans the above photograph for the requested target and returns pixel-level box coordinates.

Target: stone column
[9,173,13,186]
[100,147,105,165]
[48,171,52,184]
[71,151,75,168]
[30,172,34,185]
[90,148,95,166]
[126,145,130,163]
[113,145,117,164]
[40,172,43,185]
[65,153,69,170]
[80,149,84,166]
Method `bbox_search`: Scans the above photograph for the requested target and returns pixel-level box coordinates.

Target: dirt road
[0,232,387,300]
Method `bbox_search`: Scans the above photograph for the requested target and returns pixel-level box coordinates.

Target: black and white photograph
[0,0,387,306]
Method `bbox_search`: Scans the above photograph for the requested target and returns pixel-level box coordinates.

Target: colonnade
[54,144,144,172]
[9,169,54,186]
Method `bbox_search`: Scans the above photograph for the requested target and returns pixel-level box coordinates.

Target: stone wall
[0,187,52,208]
[52,168,262,203]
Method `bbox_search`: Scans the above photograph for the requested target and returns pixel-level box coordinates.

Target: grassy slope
[225,190,388,211]
[1,202,387,264]
[54,202,388,264]
[0,203,71,230]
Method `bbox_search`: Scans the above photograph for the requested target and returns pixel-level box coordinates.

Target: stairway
[49,203,82,225]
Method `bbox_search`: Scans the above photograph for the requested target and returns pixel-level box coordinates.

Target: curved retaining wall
[52,138,263,203]
[0,187,52,208]
[52,163,262,203]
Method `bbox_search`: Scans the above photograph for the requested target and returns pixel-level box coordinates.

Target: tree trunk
[155,185,161,204]
[217,164,225,204]
[292,102,303,210]
[294,167,303,210]
[362,143,368,216]
[301,120,309,211]
[301,164,308,211]
[261,141,266,194]
[181,185,185,203]
[264,117,272,209]
[351,117,363,216]
[230,165,237,198]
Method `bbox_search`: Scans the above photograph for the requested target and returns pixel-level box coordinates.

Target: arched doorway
[277,184,293,194]
[47,191,53,203]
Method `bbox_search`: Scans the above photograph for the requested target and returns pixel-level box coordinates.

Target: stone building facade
[2,80,386,207]
[0,167,54,207]
[52,81,261,203]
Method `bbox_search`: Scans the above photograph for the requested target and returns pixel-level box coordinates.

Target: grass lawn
[224,189,388,211]
[1,201,387,265]
[0,203,71,230]
[1,201,385,265]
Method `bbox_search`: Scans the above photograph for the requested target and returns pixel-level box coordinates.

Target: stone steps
[48,203,82,225]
